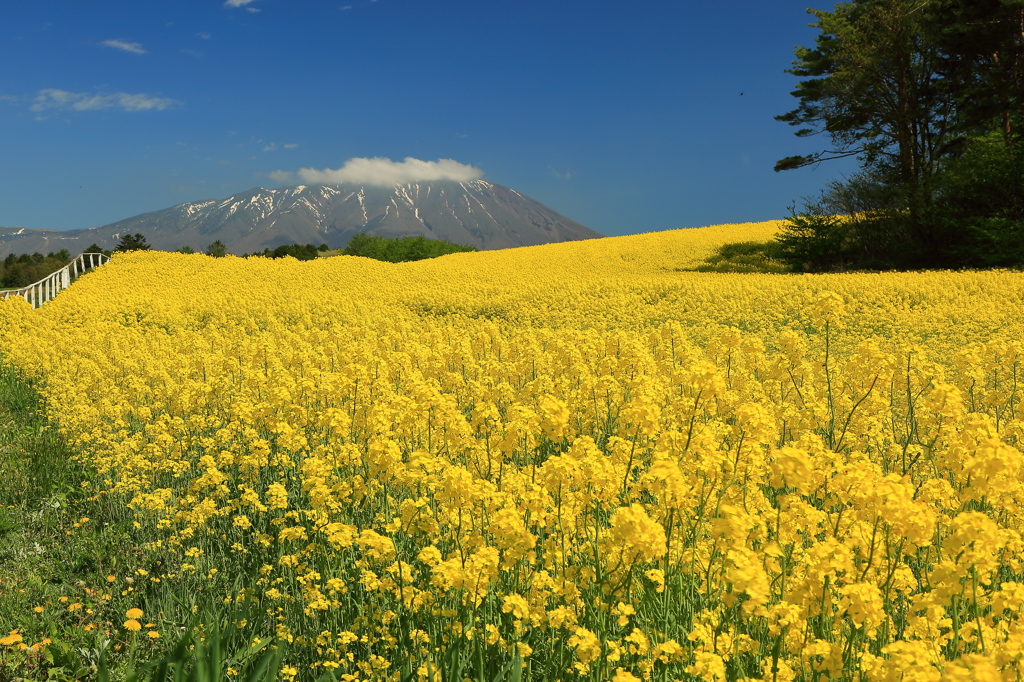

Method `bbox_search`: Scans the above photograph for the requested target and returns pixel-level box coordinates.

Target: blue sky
[0,0,857,238]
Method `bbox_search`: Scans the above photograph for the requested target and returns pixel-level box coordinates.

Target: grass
[0,360,339,681]
[0,360,166,680]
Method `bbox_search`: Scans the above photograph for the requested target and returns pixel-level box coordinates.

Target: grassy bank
[0,361,162,680]
[0,361,331,682]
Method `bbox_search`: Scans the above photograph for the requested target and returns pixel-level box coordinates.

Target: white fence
[1,252,110,309]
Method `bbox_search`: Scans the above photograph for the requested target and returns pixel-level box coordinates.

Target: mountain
[0,180,602,257]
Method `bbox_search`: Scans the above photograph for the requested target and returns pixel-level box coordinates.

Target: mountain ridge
[0,180,602,257]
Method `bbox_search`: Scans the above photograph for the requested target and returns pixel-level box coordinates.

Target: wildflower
[610,669,642,682]
[685,652,727,682]
[0,631,23,646]
[266,482,289,510]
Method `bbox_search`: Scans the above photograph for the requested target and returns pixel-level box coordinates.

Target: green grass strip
[0,359,158,680]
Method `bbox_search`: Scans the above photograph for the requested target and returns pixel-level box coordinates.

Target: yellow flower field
[2,219,1024,681]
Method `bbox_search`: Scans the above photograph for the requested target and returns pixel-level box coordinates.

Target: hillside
[0,180,602,258]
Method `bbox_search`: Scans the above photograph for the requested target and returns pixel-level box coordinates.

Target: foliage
[110,601,290,682]
[930,0,1024,148]
[341,233,477,262]
[0,361,162,680]
[114,234,151,253]
[4,224,1024,679]
[927,132,1024,268]
[776,0,1024,270]
[777,135,1024,271]
[693,241,791,273]
[0,250,72,288]
[244,243,328,261]
[206,241,228,258]
[85,244,113,258]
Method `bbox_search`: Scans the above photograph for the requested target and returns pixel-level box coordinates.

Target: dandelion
[0,631,23,646]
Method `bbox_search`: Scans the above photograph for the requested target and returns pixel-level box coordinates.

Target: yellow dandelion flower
[0,632,23,646]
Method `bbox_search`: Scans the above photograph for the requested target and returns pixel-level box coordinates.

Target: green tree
[775,0,1024,270]
[342,233,476,262]
[83,243,112,257]
[206,240,227,258]
[776,1,954,236]
[113,233,151,252]
[931,0,1024,150]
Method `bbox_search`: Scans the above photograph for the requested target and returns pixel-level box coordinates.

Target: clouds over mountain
[283,157,483,187]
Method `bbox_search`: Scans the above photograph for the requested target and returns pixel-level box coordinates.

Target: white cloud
[30,89,177,113]
[283,143,298,149]
[297,157,483,186]
[224,0,257,6]
[100,39,147,55]
[263,142,277,152]
[268,170,294,183]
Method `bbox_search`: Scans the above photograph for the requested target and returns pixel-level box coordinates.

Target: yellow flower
[0,631,23,646]
[610,669,642,682]
[125,607,144,619]
[124,619,142,632]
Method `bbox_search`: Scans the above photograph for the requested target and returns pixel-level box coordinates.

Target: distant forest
[0,250,74,288]
[1,233,477,289]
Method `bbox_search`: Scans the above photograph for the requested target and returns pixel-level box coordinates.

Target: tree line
[775,0,1024,271]
[0,250,74,288]
[338,233,477,262]
[1,233,477,288]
